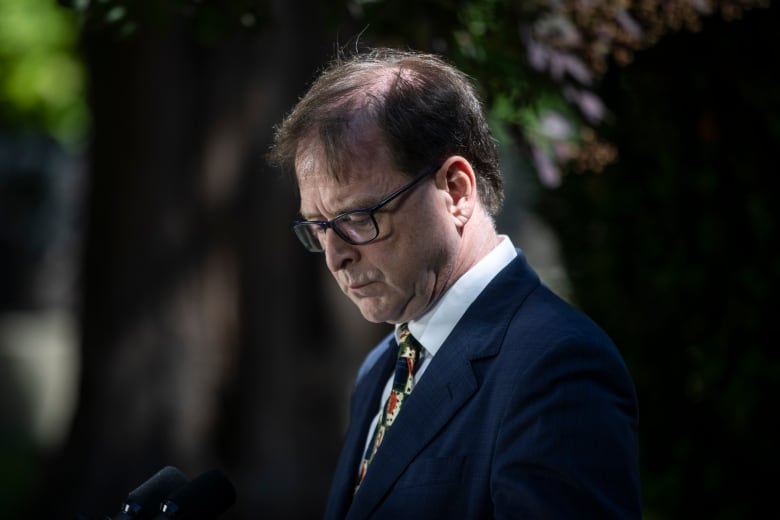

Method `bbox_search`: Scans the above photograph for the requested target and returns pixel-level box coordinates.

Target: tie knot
[397,322,422,361]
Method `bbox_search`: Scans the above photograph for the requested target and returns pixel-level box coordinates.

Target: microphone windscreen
[123,466,189,517]
[160,469,236,519]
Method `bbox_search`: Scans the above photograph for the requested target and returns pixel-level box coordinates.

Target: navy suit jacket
[324,251,641,519]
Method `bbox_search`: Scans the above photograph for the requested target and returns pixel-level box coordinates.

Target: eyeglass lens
[294,211,378,252]
[293,165,436,252]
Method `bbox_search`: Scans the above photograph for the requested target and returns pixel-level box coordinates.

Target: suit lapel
[348,349,479,518]
[347,252,540,518]
[324,336,397,519]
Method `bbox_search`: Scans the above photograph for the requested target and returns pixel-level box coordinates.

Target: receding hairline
[290,63,423,182]
[269,48,496,199]
[293,117,391,183]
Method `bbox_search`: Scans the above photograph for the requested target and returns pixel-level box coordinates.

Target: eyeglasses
[292,166,437,253]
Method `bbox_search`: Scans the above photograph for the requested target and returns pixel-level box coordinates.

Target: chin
[354,301,397,324]
[358,308,390,324]
[357,301,417,325]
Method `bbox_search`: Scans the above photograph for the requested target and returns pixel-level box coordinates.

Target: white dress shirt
[360,236,518,461]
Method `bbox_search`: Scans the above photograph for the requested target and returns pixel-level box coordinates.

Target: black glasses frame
[292,165,438,252]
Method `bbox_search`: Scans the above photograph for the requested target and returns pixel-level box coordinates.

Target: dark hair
[268,48,503,215]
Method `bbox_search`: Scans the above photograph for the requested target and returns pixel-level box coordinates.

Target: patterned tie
[354,323,422,492]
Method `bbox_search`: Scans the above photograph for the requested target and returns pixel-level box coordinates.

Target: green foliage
[61,0,271,42]
[0,0,87,145]
[540,6,780,516]
[352,0,771,189]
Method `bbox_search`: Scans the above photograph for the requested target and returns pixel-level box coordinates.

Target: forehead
[294,138,404,216]
[296,152,396,197]
[294,122,395,185]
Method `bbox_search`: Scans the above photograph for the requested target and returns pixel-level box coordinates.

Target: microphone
[153,469,236,519]
[111,466,189,519]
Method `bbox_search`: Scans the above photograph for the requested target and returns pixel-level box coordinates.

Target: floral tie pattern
[354,323,422,493]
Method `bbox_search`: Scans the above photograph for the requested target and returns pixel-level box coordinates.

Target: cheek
[413,214,458,258]
[372,206,455,285]
[389,239,445,291]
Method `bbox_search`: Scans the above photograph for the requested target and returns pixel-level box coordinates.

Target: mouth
[345,278,380,296]
[348,281,372,291]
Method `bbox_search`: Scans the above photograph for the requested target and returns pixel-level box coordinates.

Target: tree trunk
[29,1,386,518]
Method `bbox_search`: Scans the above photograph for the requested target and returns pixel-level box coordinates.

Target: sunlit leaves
[453,0,771,186]
[0,0,87,145]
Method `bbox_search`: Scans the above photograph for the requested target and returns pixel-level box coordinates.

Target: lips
[342,271,383,295]
[344,275,379,294]
[348,281,373,291]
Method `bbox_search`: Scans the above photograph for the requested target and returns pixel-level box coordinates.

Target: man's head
[269,48,504,323]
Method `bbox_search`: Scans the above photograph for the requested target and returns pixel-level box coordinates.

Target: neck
[444,207,501,293]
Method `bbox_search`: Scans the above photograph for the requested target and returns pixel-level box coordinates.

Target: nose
[323,228,359,272]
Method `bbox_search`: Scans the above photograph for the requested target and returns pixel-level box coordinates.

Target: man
[269,48,640,519]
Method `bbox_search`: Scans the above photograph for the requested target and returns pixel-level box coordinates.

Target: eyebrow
[335,196,379,215]
[300,197,375,222]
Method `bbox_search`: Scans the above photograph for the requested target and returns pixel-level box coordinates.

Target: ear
[435,156,477,226]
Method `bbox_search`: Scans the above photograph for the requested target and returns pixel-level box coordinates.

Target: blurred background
[1,0,777,518]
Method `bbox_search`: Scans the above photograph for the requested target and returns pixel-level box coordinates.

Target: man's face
[296,140,461,324]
